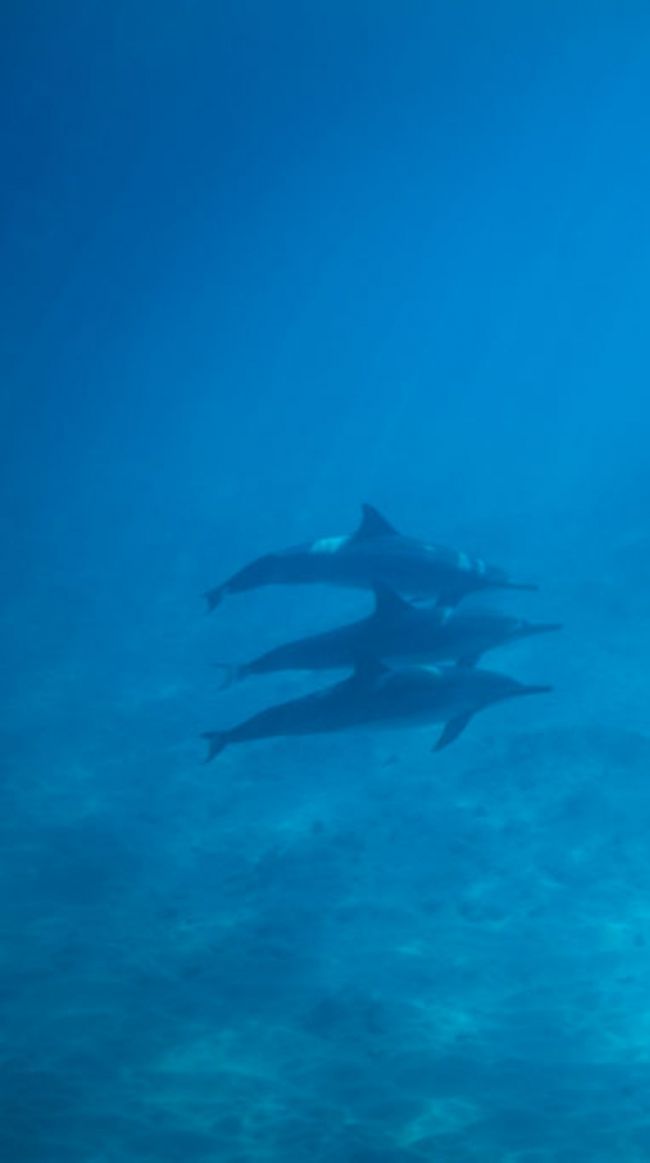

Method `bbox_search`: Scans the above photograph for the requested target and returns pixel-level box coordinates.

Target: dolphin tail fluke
[204,586,224,613]
[202,731,229,763]
[213,663,242,690]
[433,713,473,751]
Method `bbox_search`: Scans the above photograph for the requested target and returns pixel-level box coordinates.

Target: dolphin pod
[202,505,557,759]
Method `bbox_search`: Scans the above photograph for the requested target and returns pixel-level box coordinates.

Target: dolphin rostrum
[214,587,562,688]
[205,504,537,611]
[202,657,552,761]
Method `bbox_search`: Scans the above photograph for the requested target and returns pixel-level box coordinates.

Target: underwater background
[3,2,650,1160]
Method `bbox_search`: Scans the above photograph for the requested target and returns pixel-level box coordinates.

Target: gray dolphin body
[216,588,561,687]
[205,505,536,611]
[203,658,551,761]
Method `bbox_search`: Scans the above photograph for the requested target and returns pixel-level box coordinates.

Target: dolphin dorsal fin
[350,655,390,684]
[372,585,412,620]
[353,504,399,542]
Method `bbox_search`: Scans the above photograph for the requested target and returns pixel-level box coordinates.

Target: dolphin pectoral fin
[213,663,242,690]
[457,654,480,668]
[350,654,390,684]
[353,504,399,541]
[372,585,413,620]
[204,586,224,612]
[527,622,563,637]
[202,731,229,763]
[435,592,462,609]
[433,714,473,752]
[504,580,539,593]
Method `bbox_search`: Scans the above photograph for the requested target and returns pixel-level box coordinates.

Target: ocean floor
[3,528,650,1161]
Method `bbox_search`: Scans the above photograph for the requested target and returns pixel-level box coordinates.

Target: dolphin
[204,504,537,611]
[214,587,562,687]
[202,657,552,761]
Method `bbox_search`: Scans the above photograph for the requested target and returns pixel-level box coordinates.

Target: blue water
[3,3,650,1160]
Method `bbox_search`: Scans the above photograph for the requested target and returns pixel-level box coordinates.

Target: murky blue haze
[2,3,650,1160]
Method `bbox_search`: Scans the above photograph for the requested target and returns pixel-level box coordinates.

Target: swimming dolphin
[204,504,537,611]
[202,657,552,761]
[214,588,562,687]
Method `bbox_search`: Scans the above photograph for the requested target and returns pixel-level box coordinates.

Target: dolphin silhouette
[214,587,561,688]
[205,505,537,611]
[203,657,552,761]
